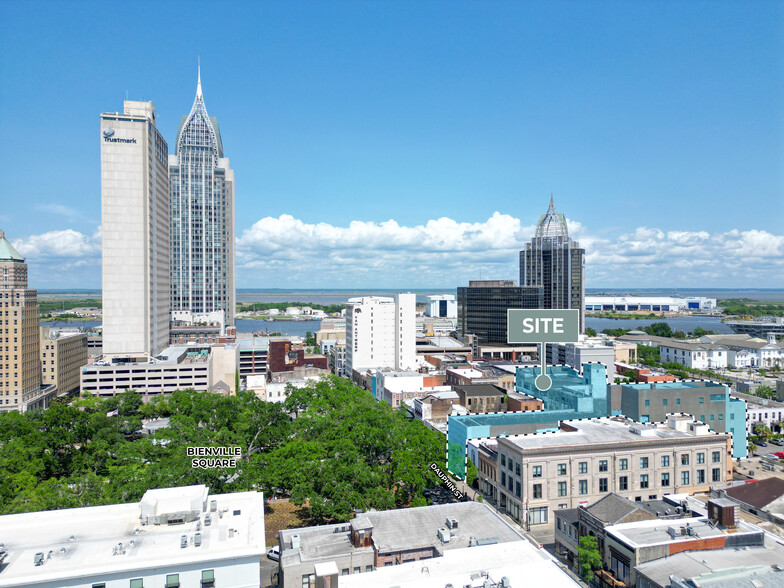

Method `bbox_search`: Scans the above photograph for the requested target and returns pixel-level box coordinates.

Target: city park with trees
[0,377,461,522]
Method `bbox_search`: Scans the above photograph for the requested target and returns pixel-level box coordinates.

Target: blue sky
[1,0,782,288]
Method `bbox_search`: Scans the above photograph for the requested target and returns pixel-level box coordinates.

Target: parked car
[757,441,768,447]
[770,439,784,446]
[267,545,280,561]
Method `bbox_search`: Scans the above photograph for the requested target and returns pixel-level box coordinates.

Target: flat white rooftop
[0,487,265,587]
[501,417,724,451]
[338,541,579,587]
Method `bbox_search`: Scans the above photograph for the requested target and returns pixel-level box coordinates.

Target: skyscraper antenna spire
[197,58,202,98]
[549,193,555,212]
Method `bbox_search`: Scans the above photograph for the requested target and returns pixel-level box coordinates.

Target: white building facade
[659,342,728,369]
[0,485,264,588]
[585,296,717,312]
[100,100,170,358]
[425,294,457,318]
[345,294,416,376]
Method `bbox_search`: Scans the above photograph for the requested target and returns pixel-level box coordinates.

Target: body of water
[585,315,733,334]
[236,319,321,336]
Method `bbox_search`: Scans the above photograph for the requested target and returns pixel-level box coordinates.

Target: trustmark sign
[102,128,137,143]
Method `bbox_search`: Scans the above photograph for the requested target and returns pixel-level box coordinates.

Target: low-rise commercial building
[659,341,728,370]
[425,294,457,318]
[40,327,88,398]
[482,416,731,530]
[732,390,784,434]
[80,344,239,397]
[700,333,784,368]
[604,505,763,586]
[585,296,717,312]
[0,484,265,588]
[277,502,545,588]
[611,381,747,458]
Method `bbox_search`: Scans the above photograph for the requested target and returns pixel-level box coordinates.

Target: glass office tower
[519,196,585,332]
[169,68,235,329]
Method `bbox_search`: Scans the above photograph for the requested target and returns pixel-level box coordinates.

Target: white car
[267,545,280,561]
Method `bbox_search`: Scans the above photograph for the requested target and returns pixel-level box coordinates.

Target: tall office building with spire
[169,67,235,329]
[519,196,585,332]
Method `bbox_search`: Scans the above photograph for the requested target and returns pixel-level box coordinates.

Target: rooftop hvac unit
[292,534,301,549]
[194,532,202,547]
[180,535,187,548]
[446,517,459,529]
[437,528,451,543]
[204,513,212,526]
[500,578,511,588]
[210,500,217,512]
[483,581,493,588]
[34,553,44,566]
[228,528,235,538]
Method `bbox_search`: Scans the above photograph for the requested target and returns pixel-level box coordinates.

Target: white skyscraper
[345,293,417,377]
[100,100,170,358]
[169,67,235,329]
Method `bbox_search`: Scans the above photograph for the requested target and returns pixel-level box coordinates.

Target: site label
[506,309,580,344]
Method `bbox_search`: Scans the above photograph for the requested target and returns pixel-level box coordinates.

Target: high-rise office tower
[0,231,51,412]
[519,196,585,332]
[100,100,170,358]
[169,68,235,329]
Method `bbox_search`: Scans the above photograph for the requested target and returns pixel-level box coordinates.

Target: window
[599,460,608,472]
[341,569,349,576]
[697,452,705,464]
[681,454,689,466]
[619,476,628,491]
[619,458,628,471]
[640,457,649,469]
[710,414,715,422]
[644,399,650,407]
[712,451,721,463]
[501,472,506,485]
[640,474,649,489]
[699,397,705,405]
[501,455,506,467]
[676,398,681,406]
[130,581,143,588]
[712,468,721,482]
[697,469,705,484]
[508,459,513,471]
[710,393,725,401]
[532,465,542,478]
[353,567,360,574]
[516,481,521,498]
[533,484,543,499]
[661,472,670,486]
[166,575,180,588]
[661,455,670,467]
[516,463,521,475]
[557,463,567,476]
[681,471,690,485]
[662,398,668,407]
[641,414,650,423]
[718,414,723,421]
[700,414,706,423]
[578,462,588,474]
[201,570,215,587]
[93,585,107,588]
[558,481,567,497]
[599,478,608,492]
[579,480,588,495]
[529,506,548,525]
[366,566,373,572]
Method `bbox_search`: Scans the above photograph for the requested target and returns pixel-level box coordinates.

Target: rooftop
[279,502,523,567]
[0,486,264,587]
[606,516,760,549]
[722,477,784,510]
[635,543,784,588]
[500,416,724,452]
[338,541,579,588]
[0,230,24,262]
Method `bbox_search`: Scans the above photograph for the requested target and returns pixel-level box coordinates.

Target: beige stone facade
[40,327,88,397]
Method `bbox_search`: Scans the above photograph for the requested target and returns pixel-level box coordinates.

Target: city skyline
[1,1,782,289]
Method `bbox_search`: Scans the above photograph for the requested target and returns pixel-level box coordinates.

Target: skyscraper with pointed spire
[169,66,235,329]
[519,196,585,332]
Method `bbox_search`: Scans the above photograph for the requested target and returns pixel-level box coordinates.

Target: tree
[756,385,775,400]
[643,322,673,338]
[578,535,603,583]
[585,327,597,337]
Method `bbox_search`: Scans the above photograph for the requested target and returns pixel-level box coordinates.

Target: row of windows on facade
[500,468,722,501]
[499,451,724,475]
[91,570,214,588]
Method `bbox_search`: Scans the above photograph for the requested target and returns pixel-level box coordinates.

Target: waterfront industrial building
[585,295,717,312]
